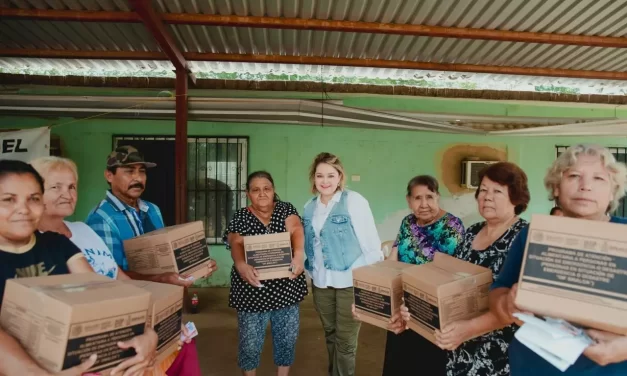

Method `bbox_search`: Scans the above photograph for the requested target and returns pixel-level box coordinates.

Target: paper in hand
[180,321,198,342]
[514,313,593,372]
[516,331,572,372]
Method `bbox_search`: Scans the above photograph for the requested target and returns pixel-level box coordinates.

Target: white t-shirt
[65,221,119,279]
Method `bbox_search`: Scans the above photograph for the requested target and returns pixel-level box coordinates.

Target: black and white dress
[447,218,528,376]
[223,201,308,313]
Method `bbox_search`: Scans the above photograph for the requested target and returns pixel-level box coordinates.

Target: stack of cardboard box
[0,221,211,375]
[1,274,151,375]
[353,253,493,344]
[1,274,186,375]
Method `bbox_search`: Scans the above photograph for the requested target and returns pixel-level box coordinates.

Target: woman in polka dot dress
[223,171,308,376]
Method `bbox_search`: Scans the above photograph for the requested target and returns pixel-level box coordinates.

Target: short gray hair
[30,156,78,184]
[544,144,627,213]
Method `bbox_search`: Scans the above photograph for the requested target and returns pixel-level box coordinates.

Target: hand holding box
[123,221,212,281]
[243,232,293,281]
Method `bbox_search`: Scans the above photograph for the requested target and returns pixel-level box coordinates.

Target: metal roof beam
[162,14,627,49]
[128,0,195,85]
[3,49,627,81]
[2,8,627,49]
[0,49,164,60]
[0,8,139,22]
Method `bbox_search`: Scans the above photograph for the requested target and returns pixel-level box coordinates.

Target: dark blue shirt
[491,216,627,376]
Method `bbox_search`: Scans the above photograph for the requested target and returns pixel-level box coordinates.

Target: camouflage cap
[106,145,156,168]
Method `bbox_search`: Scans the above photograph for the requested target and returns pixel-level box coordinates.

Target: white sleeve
[347,191,383,265]
[303,198,314,211]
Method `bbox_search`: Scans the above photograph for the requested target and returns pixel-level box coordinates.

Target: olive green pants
[312,285,362,376]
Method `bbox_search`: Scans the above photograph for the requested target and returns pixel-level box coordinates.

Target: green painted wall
[2,94,627,287]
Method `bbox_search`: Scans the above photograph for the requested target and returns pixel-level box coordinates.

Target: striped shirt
[86,190,164,271]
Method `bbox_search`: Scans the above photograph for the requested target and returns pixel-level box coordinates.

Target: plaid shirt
[86,190,164,271]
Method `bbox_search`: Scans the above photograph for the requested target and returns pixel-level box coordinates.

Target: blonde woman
[302,152,383,376]
[491,144,627,375]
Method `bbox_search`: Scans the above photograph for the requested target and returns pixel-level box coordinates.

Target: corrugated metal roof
[1,0,132,11]
[3,19,627,72]
[157,0,627,37]
[2,0,627,94]
[160,26,627,72]
[5,0,627,36]
[0,19,158,51]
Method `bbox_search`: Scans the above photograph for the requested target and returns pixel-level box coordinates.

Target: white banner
[0,127,50,162]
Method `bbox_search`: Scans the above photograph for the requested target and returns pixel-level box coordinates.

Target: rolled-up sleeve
[491,225,529,290]
[347,192,383,265]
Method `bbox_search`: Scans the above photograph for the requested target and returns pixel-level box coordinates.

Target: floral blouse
[394,212,465,265]
[447,218,528,376]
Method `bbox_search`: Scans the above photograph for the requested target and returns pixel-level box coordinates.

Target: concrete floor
[186,287,386,376]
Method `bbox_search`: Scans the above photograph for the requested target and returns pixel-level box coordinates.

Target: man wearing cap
[86,145,216,286]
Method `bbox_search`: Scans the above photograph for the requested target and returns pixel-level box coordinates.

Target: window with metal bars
[113,136,248,244]
[556,146,627,217]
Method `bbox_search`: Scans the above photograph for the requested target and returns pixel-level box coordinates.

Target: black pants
[382,330,447,376]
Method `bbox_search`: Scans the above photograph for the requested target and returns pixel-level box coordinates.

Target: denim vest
[303,191,362,272]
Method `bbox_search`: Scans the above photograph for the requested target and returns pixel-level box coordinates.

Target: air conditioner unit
[461,160,497,189]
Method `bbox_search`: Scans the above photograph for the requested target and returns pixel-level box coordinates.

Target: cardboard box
[244,232,292,280]
[516,214,627,335]
[123,221,211,281]
[123,281,184,366]
[0,274,150,375]
[353,260,414,330]
[402,253,493,344]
